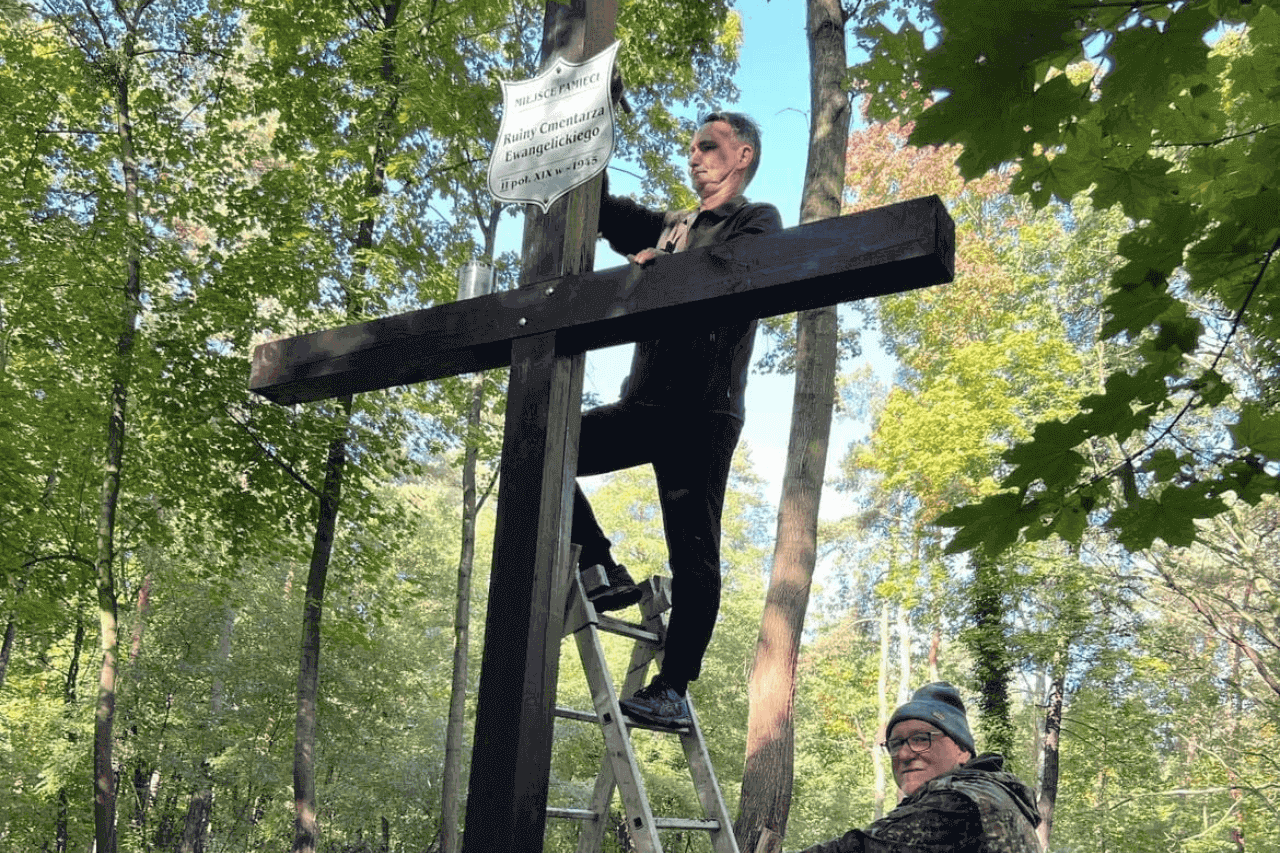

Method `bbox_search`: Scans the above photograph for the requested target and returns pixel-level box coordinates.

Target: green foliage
[0,0,746,849]
[788,618,883,844]
[802,7,1280,851]
[856,0,1280,557]
[7,1,1275,851]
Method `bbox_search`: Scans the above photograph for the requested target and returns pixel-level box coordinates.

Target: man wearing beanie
[794,682,1043,853]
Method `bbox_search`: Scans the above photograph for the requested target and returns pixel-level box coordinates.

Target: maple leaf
[937,491,1036,558]
[1231,403,1280,459]
[1000,419,1089,491]
[1076,369,1162,443]
[1091,155,1178,220]
[1141,448,1187,484]
[1010,151,1092,208]
[1101,278,1175,340]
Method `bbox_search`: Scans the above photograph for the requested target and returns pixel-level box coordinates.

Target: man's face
[888,718,972,797]
[688,120,753,203]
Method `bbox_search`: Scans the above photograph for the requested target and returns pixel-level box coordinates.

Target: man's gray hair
[702,110,762,187]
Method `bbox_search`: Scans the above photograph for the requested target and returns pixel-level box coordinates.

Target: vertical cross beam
[461,3,617,853]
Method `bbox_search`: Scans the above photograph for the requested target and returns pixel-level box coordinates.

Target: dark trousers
[572,402,743,687]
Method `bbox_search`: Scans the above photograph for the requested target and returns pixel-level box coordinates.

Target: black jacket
[598,192,783,420]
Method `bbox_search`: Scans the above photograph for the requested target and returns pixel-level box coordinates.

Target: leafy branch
[1098,233,1280,484]
[1151,554,1280,696]
[1156,122,1280,149]
[1068,0,1186,8]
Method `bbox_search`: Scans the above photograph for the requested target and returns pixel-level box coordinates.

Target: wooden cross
[248,5,953,852]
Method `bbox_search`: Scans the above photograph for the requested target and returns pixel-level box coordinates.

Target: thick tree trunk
[1037,662,1064,850]
[95,56,145,853]
[734,5,848,852]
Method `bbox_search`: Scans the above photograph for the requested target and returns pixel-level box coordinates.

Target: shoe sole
[587,584,642,612]
[618,701,692,729]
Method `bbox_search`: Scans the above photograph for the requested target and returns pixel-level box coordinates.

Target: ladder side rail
[638,576,740,853]
[679,697,740,853]
[567,579,664,853]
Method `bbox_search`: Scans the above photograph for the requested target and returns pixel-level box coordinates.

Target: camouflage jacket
[797,754,1042,853]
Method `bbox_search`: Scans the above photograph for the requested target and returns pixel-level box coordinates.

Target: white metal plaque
[488,41,619,212]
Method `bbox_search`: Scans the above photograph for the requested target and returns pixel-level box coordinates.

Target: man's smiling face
[889,718,973,796]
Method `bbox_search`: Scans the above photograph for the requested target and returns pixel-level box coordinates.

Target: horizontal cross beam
[250,194,953,406]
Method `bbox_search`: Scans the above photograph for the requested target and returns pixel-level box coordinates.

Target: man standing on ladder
[572,110,782,728]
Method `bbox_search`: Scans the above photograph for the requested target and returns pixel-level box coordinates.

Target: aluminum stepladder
[548,566,740,853]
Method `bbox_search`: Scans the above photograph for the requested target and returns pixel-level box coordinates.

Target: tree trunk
[95,51,146,853]
[895,601,910,704]
[441,376,485,853]
[57,617,86,853]
[293,400,353,853]
[129,572,155,833]
[969,553,1012,757]
[734,5,848,852]
[129,572,152,664]
[873,603,890,818]
[927,625,940,682]
[181,608,233,853]
[442,200,503,853]
[179,793,212,853]
[0,611,14,690]
[293,6,401,850]
[1037,660,1064,850]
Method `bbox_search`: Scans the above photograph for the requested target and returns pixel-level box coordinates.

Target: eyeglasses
[882,731,945,756]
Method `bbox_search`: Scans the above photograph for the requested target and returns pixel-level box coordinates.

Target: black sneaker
[619,678,692,728]
[583,563,642,612]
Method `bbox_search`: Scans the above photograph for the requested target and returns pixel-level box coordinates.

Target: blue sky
[495,0,891,520]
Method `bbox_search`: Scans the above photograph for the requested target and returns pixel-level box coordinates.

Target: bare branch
[225,407,321,498]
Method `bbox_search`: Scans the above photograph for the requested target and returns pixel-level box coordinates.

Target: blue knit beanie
[886,682,976,755]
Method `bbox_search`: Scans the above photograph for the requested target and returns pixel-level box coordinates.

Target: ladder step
[553,705,600,724]
[555,704,691,734]
[626,716,692,734]
[546,811,720,832]
[652,817,722,832]
[547,807,598,822]
[596,613,661,645]
[557,569,739,853]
